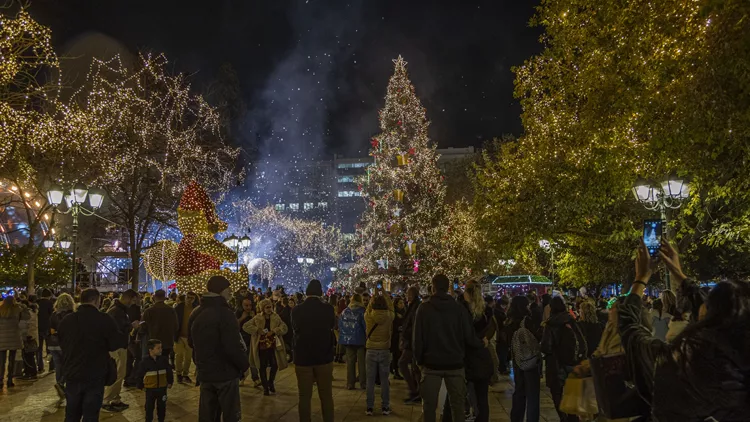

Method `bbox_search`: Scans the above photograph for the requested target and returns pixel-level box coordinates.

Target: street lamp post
[223,233,252,272]
[46,184,104,290]
[632,175,691,286]
[297,257,315,283]
[539,240,555,284]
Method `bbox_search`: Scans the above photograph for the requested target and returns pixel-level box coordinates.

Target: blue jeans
[65,377,105,422]
[510,365,540,422]
[366,349,391,409]
[50,350,64,385]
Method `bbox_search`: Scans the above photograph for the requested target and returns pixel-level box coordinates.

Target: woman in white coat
[243,298,288,395]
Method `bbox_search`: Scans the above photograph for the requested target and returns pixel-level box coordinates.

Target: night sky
[30,0,542,158]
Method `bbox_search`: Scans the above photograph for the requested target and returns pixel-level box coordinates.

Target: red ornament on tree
[397,120,402,126]
[408,147,416,155]
[371,138,379,148]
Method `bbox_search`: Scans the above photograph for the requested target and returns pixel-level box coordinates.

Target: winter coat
[413,292,484,370]
[48,309,74,351]
[58,304,126,382]
[136,354,173,390]
[174,300,198,340]
[278,306,293,346]
[541,311,580,389]
[364,295,395,350]
[19,306,39,350]
[142,301,179,350]
[463,304,495,382]
[291,297,336,367]
[338,304,366,346]
[0,305,30,351]
[36,297,54,335]
[618,288,750,421]
[243,313,288,371]
[399,297,421,351]
[391,307,405,354]
[577,320,603,358]
[107,300,132,348]
[188,294,250,383]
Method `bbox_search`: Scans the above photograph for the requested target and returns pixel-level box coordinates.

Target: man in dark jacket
[142,290,178,356]
[59,288,127,421]
[414,274,484,422]
[124,296,143,388]
[398,286,422,403]
[36,289,54,373]
[190,276,249,422]
[292,279,335,422]
[103,289,139,412]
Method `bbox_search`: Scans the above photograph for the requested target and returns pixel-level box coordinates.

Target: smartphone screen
[376,283,382,289]
[453,282,459,290]
[643,219,663,257]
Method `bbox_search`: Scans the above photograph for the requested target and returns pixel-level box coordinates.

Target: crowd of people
[0,239,748,422]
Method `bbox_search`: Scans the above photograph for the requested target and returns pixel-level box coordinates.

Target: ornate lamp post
[632,175,691,286]
[47,184,104,290]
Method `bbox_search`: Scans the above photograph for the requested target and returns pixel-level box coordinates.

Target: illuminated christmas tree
[352,56,446,284]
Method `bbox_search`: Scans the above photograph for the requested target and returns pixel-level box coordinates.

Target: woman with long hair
[243,298,288,395]
[577,300,603,357]
[48,293,75,397]
[541,296,582,422]
[505,295,540,422]
[459,282,495,422]
[0,295,30,388]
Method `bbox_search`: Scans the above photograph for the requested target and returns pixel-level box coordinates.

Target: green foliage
[474,0,750,285]
[0,246,71,287]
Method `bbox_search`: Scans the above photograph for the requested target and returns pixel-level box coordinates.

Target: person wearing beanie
[188,276,249,422]
[292,279,336,422]
[338,294,367,390]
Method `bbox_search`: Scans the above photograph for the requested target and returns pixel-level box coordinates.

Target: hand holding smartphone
[643,219,663,258]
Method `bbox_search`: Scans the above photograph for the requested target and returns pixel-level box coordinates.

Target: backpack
[555,319,588,366]
[511,317,541,371]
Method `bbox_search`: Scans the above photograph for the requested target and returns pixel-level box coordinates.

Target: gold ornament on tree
[393,189,405,202]
[404,240,417,256]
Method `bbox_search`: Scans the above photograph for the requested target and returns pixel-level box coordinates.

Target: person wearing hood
[414,274,485,422]
[398,286,422,404]
[541,296,584,422]
[338,293,367,390]
[189,276,250,422]
[364,286,395,416]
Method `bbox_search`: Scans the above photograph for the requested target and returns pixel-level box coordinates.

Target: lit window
[337,191,362,197]
[304,202,313,211]
[318,202,328,209]
[274,204,285,211]
[337,176,355,183]
[289,203,299,211]
[336,162,369,169]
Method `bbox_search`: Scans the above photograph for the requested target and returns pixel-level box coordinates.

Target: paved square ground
[0,363,559,421]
